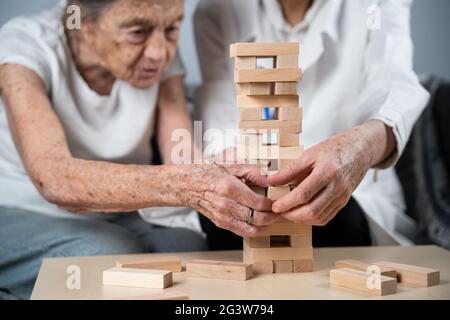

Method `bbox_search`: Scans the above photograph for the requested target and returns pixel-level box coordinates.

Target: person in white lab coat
[194,0,430,246]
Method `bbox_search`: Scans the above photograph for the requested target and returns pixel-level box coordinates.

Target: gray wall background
[1,0,449,85]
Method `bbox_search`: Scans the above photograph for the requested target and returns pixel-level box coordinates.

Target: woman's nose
[143,32,166,62]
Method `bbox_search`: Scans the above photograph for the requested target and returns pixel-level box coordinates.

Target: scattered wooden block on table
[237,95,299,108]
[330,268,397,296]
[116,256,182,273]
[293,259,314,272]
[235,68,302,83]
[373,261,440,287]
[230,42,299,57]
[274,260,293,273]
[249,246,313,261]
[276,55,299,68]
[275,82,297,95]
[235,56,256,70]
[267,186,291,200]
[103,267,172,289]
[237,83,273,95]
[186,260,252,281]
[335,260,396,278]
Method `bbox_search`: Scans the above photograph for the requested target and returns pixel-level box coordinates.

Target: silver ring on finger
[247,208,255,225]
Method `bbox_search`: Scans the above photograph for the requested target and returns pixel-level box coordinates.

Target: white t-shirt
[0,3,203,233]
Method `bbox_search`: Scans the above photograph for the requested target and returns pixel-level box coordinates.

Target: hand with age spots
[267,121,396,226]
[176,148,280,238]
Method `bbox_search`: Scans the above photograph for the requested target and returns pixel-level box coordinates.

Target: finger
[217,176,273,212]
[267,151,313,186]
[204,193,279,227]
[223,163,269,187]
[272,171,330,213]
[226,199,280,227]
[281,185,337,223]
[197,199,264,237]
[218,210,263,238]
[318,199,348,226]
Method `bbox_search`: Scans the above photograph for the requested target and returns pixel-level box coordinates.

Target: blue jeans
[0,207,208,300]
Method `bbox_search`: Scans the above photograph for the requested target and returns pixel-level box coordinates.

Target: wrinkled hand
[267,126,377,226]
[182,149,280,237]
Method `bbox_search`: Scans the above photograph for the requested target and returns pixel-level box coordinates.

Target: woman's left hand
[267,121,394,226]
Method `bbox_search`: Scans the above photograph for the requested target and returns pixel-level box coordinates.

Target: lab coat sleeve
[361,0,430,169]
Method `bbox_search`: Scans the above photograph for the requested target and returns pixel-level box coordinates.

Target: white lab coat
[194,0,430,245]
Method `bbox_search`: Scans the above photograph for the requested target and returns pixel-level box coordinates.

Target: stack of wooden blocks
[230,42,314,274]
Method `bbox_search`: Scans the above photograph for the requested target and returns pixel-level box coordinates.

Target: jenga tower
[230,42,314,274]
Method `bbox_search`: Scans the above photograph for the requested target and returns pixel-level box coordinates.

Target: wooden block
[249,246,313,261]
[260,221,311,236]
[274,260,293,273]
[116,256,182,273]
[244,236,271,248]
[235,57,256,70]
[278,158,296,169]
[330,268,397,296]
[267,186,291,200]
[103,267,172,289]
[275,82,297,95]
[241,134,299,148]
[115,291,190,300]
[239,108,263,121]
[239,120,301,134]
[276,55,299,68]
[186,260,252,281]
[235,68,302,83]
[237,145,303,160]
[335,260,396,278]
[279,107,302,121]
[293,259,314,272]
[237,95,299,108]
[236,83,272,95]
[279,134,300,147]
[252,261,274,274]
[290,235,313,247]
[372,261,440,287]
[230,42,299,57]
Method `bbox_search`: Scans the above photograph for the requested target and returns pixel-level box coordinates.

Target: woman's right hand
[179,162,280,237]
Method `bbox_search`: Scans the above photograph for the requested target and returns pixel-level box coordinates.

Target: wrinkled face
[88,0,183,89]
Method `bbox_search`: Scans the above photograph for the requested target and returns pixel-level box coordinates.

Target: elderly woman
[0,0,277,299]
[195,0,430,247]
